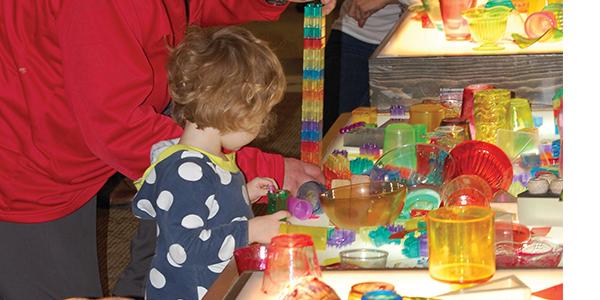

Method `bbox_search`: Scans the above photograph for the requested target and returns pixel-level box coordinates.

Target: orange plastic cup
[427,206,495,284]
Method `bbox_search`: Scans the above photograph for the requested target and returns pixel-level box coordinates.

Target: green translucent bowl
[463,7,511,51]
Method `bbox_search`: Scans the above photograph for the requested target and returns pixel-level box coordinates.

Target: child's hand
[246,177,277,203]
[248,211,290,244]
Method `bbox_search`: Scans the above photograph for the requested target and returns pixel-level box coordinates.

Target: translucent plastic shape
[427,206,496,284]
[439,0,476,40]
[508,98,534,131]
[370,144,456,187]
[409,103,446,132]
[463,7,511,51]
[383,123,416,154]
[473,89,511,145]
[262,234,322,295]
[448,140,513,192]
[319,181,407,230]
[401,187,441,219]
[233,243,268,274]
[524,11,557,40]
[461,84,494,139]
[348,282,396,300]
[339,248,389,269]
[441,174,493,207]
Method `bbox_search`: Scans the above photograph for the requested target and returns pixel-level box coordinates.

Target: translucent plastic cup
[433,125,466,149]
[473,89,511,145]
[340,249,389,269]
[461,84,495,139]
[441,174,493,207]
[508,98,534,131]
[348,282,396,300]
[383,123,416,154]
[262,234,322,295]
[439,0,476,40]
[427,206,496,284]
[409,103,446,133]
[233,243,268,274]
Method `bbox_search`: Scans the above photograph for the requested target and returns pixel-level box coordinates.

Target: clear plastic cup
[383,123,416,154]
[441,174,493,207]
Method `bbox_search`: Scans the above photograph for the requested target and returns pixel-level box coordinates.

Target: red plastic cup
[441,174,493,207]
[233,243,268,274]
[439,0,477,40]
[262,234,322,295]
[461,84,495,139]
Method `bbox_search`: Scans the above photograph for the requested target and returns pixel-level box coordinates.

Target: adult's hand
[348,0,397,27]
[289,0,337,16]
[283,157,325,195]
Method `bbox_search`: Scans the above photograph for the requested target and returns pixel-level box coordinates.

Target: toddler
[132,26,290,299]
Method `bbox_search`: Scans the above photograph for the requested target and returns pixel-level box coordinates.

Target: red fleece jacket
[0,0,287,223]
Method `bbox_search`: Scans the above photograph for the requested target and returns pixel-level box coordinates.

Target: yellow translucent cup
[473,89,511,144]
[409,103,446,132]
[427,206,495,284]
[508,98,534,131]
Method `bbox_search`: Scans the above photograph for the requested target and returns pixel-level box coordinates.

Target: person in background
[323,0,420,132]
[133,26,291,299]
[0,1,334,299]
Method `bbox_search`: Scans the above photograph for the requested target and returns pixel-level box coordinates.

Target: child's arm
[245,177,278,203]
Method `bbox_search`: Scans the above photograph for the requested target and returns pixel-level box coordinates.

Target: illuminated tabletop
[375,12,563,58]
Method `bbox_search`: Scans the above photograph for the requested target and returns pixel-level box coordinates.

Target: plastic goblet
[463,7,511,51]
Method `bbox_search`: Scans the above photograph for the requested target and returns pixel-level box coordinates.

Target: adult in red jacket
[0,0,334,299]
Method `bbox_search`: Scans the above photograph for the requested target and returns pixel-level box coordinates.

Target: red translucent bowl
[448,141,513,192]
[495,222,531,243]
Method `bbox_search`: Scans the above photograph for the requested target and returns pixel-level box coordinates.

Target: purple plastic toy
[287,196,313,220]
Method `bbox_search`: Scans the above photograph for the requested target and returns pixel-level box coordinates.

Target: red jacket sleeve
[189,0,289,26]
[58,1,184,180]
[236,147,285,191]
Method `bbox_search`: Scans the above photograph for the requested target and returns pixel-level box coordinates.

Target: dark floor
[97,6,339,295]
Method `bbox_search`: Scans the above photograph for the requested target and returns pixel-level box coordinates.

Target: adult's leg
[336,33,379,114]
[323,29,343,134]
[112,219,157,299]
[0,198,102,299]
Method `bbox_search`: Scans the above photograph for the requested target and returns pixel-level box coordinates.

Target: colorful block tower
[300,3,325,165]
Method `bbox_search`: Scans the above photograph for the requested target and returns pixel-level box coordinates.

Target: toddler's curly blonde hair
[168,26,286,137]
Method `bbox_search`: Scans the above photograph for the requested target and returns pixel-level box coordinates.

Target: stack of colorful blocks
[300,3,326,165]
